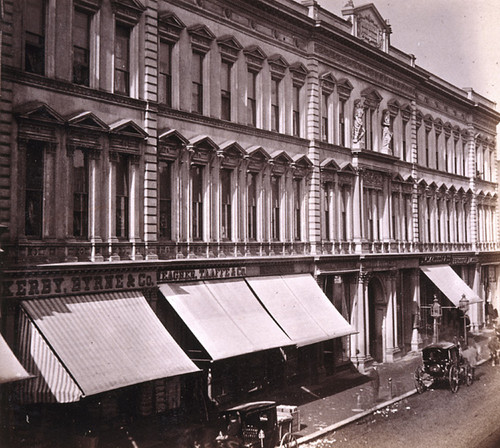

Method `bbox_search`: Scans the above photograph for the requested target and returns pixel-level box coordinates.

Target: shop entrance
[368,277,386,363]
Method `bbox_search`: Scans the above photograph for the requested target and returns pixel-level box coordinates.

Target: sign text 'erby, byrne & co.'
[2,272,156,298]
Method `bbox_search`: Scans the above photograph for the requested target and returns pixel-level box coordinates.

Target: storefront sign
[421,255,478,265]
[2,271,156,298]
[158,266,247,282]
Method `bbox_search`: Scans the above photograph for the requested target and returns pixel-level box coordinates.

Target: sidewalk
[292,329,493,445]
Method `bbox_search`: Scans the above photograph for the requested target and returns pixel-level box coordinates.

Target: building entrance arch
[368,277,387,363]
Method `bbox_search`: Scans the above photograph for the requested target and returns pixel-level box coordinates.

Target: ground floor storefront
[0,252,496,446]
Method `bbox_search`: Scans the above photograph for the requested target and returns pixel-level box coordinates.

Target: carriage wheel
[449,365,460,393]
[280,432,298,448]
[414,366,426,394]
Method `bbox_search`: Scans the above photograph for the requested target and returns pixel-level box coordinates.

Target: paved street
[300,362,500,448]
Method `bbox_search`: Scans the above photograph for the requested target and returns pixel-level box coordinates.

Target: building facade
[1,0,499,446]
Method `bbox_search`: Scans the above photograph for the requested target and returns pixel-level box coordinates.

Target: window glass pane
[114,24,130,94]
[247,172,257,240]
[191,165,203,240]
[271,176,280,240]
[25,0,45,74]
[25,141,44,237]
[221,169,232,240]
[73,10,90,85]
[115,156,129,238]
[159,162,172,239]
[192,52,203,113]
[26,0,45,35]
[73,149,89,238]
[159,41,172,106]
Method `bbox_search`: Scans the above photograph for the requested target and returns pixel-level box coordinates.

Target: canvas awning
[159,280,292,361]
[245,274,356,347]
[420,265,482,307]
[0,333,31,384]
[17,291,200,403]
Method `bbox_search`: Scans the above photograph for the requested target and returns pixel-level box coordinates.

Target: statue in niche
[352,99,365,148]
[382,110,393,153]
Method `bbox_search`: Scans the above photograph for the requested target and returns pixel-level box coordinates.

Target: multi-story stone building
[1,0,499,445]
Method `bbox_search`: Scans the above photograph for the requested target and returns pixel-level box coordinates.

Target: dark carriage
[215,401,297,448]
[414,342,474,393]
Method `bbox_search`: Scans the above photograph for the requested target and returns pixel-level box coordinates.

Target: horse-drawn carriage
[414,342,474,393]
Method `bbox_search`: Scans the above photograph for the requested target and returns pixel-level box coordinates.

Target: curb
[296,356,490,445]
[296,389,417,445]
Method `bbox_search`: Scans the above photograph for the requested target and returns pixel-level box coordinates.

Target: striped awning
[246,274,356,347]
[0,333,31,384]
[17,291,200,403]
[159,280,292,361]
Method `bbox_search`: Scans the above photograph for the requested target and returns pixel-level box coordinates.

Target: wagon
[215,401,298,448]
[414,342,473,393]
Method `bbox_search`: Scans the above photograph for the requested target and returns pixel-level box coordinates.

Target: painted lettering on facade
[2,272,156,298]
[158,266,247,282]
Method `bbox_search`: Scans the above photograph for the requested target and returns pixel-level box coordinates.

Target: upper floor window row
[23,0,144,95]
[16,103,147,243]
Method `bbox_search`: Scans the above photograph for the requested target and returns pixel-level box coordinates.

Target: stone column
[351,270,371,373]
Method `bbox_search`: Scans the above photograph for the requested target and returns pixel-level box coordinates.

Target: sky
[320,0,500,148]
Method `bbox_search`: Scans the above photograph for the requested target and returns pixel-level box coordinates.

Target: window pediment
[244,45,267,72]
[159,12,185,41]
[217,36,242,63]
[67,111,109,131]
[337,78,353,100]
[290,62,308,85]
[188,24,215,53]
[112,0,145,25]
[268,54,289,80]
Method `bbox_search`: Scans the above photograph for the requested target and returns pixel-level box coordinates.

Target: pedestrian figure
[462,339,479,380]
[488,336,500,366]
[367,365,380,403]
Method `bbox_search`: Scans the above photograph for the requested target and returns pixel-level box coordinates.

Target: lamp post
[459,294,470,346]
[430,295,442,344]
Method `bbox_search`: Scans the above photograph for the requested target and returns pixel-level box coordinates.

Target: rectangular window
[247,172,257,240]
[115,155,129,239]
[435,132,439,170]
[247,70,257,127]
[445,136,449,172]
[462,141,466,175]
[114,24,130,95]
[73,9,90,86]
[425,129,430,166]
[192,52,204,114]
[25,141,44,237]
[402,120,408,161]
[159,161,172,240]
[221,169,232,240]
[339,99,346,147]
[271,78,280,132]
[25,0,45,75]
[391,193,398,240]
[453,140,458,174]
[446,201,451,242]
[293,179,301,240]
[404,195,410,241]
[324,185,330,241]
[341,186,348,241]
[292,85,300,137]
[426,197,432,242]
[191,165,203,240]
[159,41,172,107]
[365,109,373,150]
[366,190,374,240]
[271,176,280,240]
[221,61,231,121]
[321,93,329,141]
[73,149,89,238]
